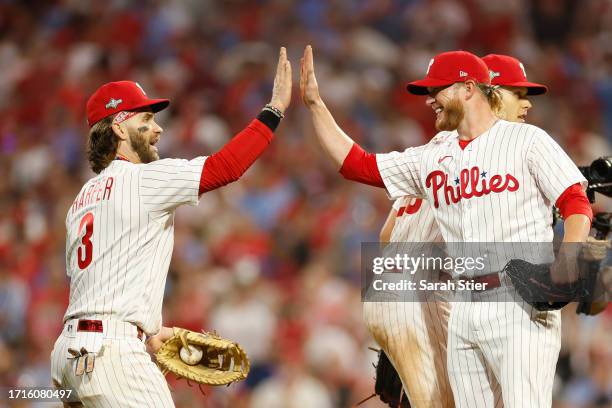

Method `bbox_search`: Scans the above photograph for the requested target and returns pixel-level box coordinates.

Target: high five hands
[269,45,325,113]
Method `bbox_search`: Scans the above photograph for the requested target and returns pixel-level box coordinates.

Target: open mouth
[433,106,443,117]
[149,138,159,152]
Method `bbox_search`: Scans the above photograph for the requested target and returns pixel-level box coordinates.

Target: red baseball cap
[406,51,491,95]
[482,54,547,95]
[86,81,169,127]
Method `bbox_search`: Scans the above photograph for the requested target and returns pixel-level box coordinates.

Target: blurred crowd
[0,0,611,407]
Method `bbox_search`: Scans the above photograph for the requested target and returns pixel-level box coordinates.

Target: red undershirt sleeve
[555,183,593,222]
[199,119,273,195]
[339,143,385,188]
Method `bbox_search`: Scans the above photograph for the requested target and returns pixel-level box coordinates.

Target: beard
[435,97,464,131]
[128,127,159,163]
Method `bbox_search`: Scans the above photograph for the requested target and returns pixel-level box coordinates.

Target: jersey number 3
[78,212,94,269]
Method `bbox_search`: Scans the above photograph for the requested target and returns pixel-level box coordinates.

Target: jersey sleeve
[526,127,587,203]
[140,157,207,212]
[376,146,426,199]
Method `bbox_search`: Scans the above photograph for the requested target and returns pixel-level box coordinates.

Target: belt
[440,272,502,292]
[69,319,145,341]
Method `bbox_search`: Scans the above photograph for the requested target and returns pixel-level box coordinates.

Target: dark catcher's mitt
[358,348,410,408]
[503,259,584,311]
[155,328,250,386]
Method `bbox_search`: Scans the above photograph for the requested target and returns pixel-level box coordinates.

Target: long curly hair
[477,83,503,117]
[87,117,120,174]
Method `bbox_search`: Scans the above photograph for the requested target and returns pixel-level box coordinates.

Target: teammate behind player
[301,46,592,407]
[482,54,547,123]
[51,48,291,407]
[368,54,549,408]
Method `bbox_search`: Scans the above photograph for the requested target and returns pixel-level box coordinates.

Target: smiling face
[426,84,465,131]
[118,110,163,163]
[496,86,531,123]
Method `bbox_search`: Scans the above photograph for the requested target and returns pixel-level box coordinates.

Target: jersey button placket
[461,149,472,240]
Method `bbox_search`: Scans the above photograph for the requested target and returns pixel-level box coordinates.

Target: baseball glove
[503,259,583,311]
[357,348,410,408]
[155,328,250,386]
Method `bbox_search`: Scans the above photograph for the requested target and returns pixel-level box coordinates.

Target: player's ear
[463,80,477,100]
[111,122,128,141]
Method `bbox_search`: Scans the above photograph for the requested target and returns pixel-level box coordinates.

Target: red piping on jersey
[555,183,592,222]
[458,139,473,150]
[339,143,385,188]
[199,119,273,194]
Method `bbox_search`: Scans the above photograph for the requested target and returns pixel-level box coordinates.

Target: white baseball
[179,345,203,365]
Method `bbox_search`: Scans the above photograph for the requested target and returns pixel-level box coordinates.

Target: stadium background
[0,0,610,407]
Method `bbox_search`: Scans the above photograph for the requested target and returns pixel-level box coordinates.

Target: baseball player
[363,54,550,407]
[50,48,292,407]
[300,45,592,407]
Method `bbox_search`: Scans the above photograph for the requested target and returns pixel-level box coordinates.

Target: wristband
[257,106,282,131]
[263,104,284,119]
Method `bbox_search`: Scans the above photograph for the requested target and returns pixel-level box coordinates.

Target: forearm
[199,111,277,194]
[380,207,396,243]
[308,100,355,170]
[562,214,591,243]
[553,214,593,284]
[554,183,592,243]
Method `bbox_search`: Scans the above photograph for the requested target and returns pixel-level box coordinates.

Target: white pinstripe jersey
[63,157,206,335]
[390,197,443,243]
[377,121,586,270]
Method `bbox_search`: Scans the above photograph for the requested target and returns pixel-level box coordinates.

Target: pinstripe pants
[51,324,174,407]
[447,288,561,408]
[363,291,455,408]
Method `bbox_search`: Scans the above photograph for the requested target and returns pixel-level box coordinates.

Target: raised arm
[300,45,426,196]
[300,45,354,169]
[198,47,292,194]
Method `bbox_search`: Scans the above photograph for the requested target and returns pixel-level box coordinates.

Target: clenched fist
[581,236,611,262]
[145,326,175,355]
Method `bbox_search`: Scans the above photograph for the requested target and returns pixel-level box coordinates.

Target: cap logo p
[135,82,147,96]
[426,58,434,75]
[519,62,527,78]
[490,71,500,80]
[459,70,468,77]
[105,98,123,109]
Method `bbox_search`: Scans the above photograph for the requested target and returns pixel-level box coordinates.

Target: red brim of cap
[406,78,455,95]
[500,81,548,95]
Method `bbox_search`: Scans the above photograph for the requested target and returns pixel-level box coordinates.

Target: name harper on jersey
[426,166,519,208]
[71,176,115,214]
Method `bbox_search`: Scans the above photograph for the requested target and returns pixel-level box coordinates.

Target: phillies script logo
[426,166,519,208]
